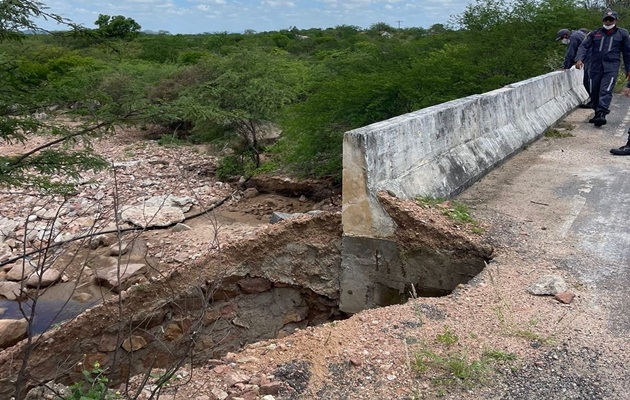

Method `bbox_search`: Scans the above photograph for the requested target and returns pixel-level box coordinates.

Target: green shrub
[65,362,119,400]
[216,154,245,181]
[436,325,459,346]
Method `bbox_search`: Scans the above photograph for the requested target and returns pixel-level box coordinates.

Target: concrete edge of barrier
[342,69,587,239]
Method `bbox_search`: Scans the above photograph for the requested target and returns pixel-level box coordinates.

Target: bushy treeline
[2,0,610,182]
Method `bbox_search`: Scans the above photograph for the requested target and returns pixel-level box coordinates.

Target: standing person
[556,28,591,107]
[575,10,630,127]
[610,85,630,155]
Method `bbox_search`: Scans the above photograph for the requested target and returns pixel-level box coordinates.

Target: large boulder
[93,263,147,293]
[0,318,28,349]
[120,206,185,228]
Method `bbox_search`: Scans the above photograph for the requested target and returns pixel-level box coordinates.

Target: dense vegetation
[0,0,615,187]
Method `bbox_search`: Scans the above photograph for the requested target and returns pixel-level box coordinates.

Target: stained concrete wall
[340,69,587,314]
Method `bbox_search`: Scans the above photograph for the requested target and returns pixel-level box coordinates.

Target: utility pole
[396,20,402,29]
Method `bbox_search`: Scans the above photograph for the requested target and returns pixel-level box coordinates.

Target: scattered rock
[108,241,132,256]
[121,205,185,228]
[0,318,28,349]
[25,268,62,288]
[527,275,568,296]
[349,357,362,366]
[122,335,148,352]
[243,188,259,199]
[144,195,195,212]
[554,291,575,304]
[6,262,36,282]
[24,381,70,400]
[164,323,184,341]
[171,223,192,232]
[0,281,23,300]
[93,263,147,293]
[210,388,229,400]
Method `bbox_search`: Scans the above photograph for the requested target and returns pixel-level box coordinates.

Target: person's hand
[575,60,584,69]
[626,71,630,80]
[624,87,630,97]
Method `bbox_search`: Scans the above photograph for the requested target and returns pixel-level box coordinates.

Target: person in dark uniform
[556,28,591,107]
[575,10,630,127]
[610,84,630,155]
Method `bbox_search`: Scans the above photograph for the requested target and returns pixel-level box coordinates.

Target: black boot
[593,111,607,127]
[579,100,593,109]
[588,112,599,123]
[610,135,630,155]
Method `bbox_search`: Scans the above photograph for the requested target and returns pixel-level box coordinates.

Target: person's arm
[575,32,593,69]
[564,33,581,69]
[621,30,630,79]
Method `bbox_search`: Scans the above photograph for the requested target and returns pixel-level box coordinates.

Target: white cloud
[261,1,296,7]
[35,0,476,34]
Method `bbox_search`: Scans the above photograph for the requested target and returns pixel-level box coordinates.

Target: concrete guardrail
[340,69,588,313]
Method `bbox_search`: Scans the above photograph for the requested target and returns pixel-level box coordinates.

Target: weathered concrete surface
[340,69,587,313]
[342,69,586,238]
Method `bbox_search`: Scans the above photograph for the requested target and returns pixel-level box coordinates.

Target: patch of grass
[216,154,246,181]
[493,303,554,346]
[441,201,475,224]
[412,349,488,389]
[415,196,446,208]
[415,197,482,232]
[411,343,519,397]
[471,226,484,235]
[435,325,458,347]
[482,349,517,362]
[446,354,486,381]
[544,128,574,138]
[509,329,554,345]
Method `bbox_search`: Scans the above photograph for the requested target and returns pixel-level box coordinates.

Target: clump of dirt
[377,191,493,256]
[245,175,341,203]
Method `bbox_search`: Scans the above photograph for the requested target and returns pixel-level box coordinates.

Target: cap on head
[602,10,618,21]
[555,28,570,41]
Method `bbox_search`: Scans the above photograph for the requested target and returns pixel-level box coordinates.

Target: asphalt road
[462,93,630,334]
[455,92,630,399]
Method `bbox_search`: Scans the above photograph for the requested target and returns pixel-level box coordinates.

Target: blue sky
[37,0,474,34]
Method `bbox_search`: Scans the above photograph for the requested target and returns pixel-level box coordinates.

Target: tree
[94,14,141,39]
[157,49,310,170]
[0,3,122,193]
[0,0,66,40]
[369,22,395,33]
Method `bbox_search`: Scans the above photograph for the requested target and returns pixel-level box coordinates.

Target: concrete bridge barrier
[340,69,587,313]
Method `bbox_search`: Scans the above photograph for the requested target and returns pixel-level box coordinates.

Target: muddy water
[0,282,103,335]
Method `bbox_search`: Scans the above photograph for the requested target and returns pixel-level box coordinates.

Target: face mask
[561,38,570,45]
[603,23,616,29]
